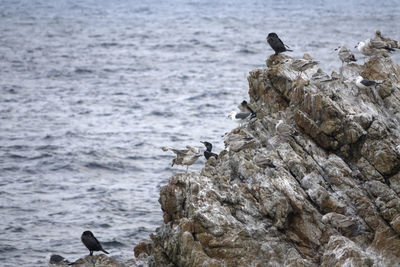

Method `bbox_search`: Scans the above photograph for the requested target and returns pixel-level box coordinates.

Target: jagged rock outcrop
[47,254,148,267]
[135,52,400,266]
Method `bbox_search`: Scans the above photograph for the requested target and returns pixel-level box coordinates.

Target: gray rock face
[135,52,400,266]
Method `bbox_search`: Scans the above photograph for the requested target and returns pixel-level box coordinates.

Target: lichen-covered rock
[136,49,400,266]
[69,254,125,267]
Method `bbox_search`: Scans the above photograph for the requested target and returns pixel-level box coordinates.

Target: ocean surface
[0,0,399,265]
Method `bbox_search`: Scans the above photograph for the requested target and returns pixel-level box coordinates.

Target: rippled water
[0,0,399,265]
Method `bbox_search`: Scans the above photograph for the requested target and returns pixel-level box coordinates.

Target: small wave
[149,111,174,117]
[30,153,52,160]
[100,42,119,48]
[36,145,60,150]
[98,223,112,228]
[84,162,123,171]
[5,152,51,160]
[236,48,257,54]
[7,153,26,159]
[49,163,74,171]
[102,240,126,247]
[1,166,20,172]
[89,34,103,38]
[4,226,25,233]
[74,67,93,74]
[0,244,17,253]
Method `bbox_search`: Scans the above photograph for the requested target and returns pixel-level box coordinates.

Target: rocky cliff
[132,52,400,267]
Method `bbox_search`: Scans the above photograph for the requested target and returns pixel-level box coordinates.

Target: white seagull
[356,39,391,57]
[355,76,381,89]
[228,111,252,127]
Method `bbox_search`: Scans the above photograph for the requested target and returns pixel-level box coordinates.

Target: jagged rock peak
[135,52,400,266]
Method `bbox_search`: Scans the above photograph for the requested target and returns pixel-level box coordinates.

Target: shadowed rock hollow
[133,53,400,266]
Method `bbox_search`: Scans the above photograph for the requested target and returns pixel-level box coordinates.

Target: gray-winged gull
[355,76,381,89]
[374,30,399,50]
[162,145,202,172]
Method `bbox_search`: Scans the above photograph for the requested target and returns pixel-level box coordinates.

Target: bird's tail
[284,44,293,52]
[102,249,109,254]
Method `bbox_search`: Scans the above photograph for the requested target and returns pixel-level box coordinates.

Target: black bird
[200,141,218,160]
[81,231,109,256]
[267,33,293,55]
[239,101,256,118]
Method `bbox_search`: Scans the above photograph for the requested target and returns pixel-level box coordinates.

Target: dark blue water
[1,0,399,265]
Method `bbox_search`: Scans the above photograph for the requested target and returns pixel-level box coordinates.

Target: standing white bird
[355,76,383,104]
[228,111,252,127]
[355,76,381,90]
[336,46,357,65]
[335,45,356,81]
[356,39,391,57]
[162,145,202,173]
[237,101,257,118]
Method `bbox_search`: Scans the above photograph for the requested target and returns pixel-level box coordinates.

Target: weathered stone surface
[69,254,126,267]
[136,47,400,266]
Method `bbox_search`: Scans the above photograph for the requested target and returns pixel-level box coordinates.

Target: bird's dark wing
[268,36,286,50]
[82,235,102,251]
[204,151,218,160]
[235,112,251,119]
[361,79,377,87]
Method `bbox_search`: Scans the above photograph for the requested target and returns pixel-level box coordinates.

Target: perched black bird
[200,141,218,160]
[81,231,109,256]
[267,33,293,55]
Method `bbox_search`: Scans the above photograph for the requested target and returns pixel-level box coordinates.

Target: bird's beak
[334,48,338,51]
[200,141,205,144]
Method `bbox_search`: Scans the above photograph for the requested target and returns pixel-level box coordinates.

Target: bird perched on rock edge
[162,145,202,172]
[200,141,218,160]
[374,30,399,50]
[81,231,109,256]
[267,33,293,55]
[238,100,256,118]
[355,76,381,89]
[335,46,356,65]
[228,111,253,127]
[335,45,356,81]
[356,39,392,57]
